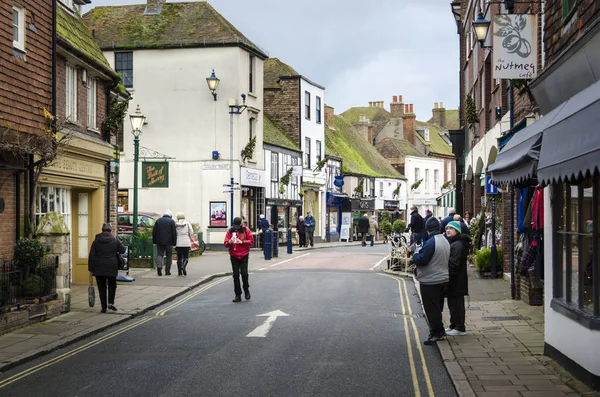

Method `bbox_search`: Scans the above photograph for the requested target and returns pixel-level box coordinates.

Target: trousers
[306,231,314,247]
[156,245,173,273]
[420,282,448,337]
[95,276,116,310]
[176,247,190,273]
[230,254,249,296]
[447,294,466,332]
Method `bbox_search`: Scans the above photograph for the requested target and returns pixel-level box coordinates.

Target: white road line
[371,255,390,271]
[258,253,311,271]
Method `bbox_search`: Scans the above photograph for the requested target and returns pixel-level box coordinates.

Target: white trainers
[446,329,467,336]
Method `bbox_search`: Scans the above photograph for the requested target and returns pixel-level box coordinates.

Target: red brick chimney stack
[390,95,405,118]
[403,104,416,145]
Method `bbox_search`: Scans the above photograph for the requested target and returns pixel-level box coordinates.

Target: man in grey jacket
[411,216,450,345]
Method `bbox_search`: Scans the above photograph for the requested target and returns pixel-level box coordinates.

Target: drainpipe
[509,81,515,299]
[105,87,112,224]
[15,171,20,241]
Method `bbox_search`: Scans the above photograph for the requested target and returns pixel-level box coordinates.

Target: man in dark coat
[424,209,433,224]
[439,207,457,234]
[405,206,425,245]
[88,223,126,313]
[258,214,270,249]
[444,221,471,336]
[152,210,177,276]
[358,214,370,246]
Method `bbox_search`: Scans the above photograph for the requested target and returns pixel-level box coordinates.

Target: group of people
[257,212,317,249]
[358,214,379,247]
[410,208,472,346]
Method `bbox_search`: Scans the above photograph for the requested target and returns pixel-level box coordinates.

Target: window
[370,179,375,198]
[249,55,255,93]
[249,117,254,141]
[316,96,322,123]
[66,64,78,122]
[12,6,25,52]
[552,177,600,326]
[415,168,420,191]
[305,91,311,120]
[379,182,384,198]
[316,140,322,162]
[60,0,74,8]
[117,122,124,152]
[434,170,439,191]
[425,169,430,192]
[447,161,452,183]
[36,187,71,227]
[562,0,577,21]
[270,152,279,197]
[304,137,311,169]
[115,52,133,88]
[87,77,97,129]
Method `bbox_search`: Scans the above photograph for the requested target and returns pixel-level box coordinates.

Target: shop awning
[537,79,600,185]
[488,102,566,186]
[436,189,456,209]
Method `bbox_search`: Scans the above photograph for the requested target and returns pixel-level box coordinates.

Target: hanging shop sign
[492,14,538,79]
[240,167,265,187]
[265,198,303,207]
[383,200,399,210]
[141,161,169,188]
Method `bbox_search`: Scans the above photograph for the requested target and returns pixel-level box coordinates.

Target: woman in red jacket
[224,217,255,302]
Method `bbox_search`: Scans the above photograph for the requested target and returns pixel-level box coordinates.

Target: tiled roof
[264,58,299,89]
[325,115,405,179]
[415,121,454,156]
[57,6,116,77]
[426,108,461,131]
[264,116,299,152]
[82,2,268,57]
[341,106,390,139]
[375,137,427,159]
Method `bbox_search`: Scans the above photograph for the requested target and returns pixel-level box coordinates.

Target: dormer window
[424,129,430,141]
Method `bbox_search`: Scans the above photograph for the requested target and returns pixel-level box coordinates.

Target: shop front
[37,134,114,285]
[266,198,302,232]
[240,167,266,232]
[341,198,375,240]
[326,192,346,242]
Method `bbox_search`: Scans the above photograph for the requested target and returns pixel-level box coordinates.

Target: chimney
[390,95,405,118]
[325,105,335,128]
[368,124,374,145]
[403,104,416,145]
[432,101,447,129]
[145,0,164,15]
[356,117,370,142]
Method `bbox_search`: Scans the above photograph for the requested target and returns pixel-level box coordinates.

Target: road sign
[486,175,498,195]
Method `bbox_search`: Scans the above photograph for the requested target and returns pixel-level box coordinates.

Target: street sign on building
[486,175,498,195]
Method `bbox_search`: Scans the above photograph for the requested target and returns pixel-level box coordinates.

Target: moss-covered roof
[426,108,461,131]
[325,115,405,179]
[341,106,390,124]
[264,116,299,152]
[375,137,427,159]
[57,6,116,77]
[264,58,299,89]
[83,2,267,57]
[415,121,454,156]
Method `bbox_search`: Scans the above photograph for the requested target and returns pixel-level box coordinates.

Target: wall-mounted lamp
[472,8,491,48]
[206,69,220,101]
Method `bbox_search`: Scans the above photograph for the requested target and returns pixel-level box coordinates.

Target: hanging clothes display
[518,188,527,234]
[532,186,544,230]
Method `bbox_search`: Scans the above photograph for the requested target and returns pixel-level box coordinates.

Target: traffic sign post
[486,176,499,278]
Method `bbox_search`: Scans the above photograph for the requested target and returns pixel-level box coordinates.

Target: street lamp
[206,69,220,101]
[472,8,491,47]
[129,104,146,234]
[227,94,247,221]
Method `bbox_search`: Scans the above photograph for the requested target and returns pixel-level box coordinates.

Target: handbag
[88,273,95,308]
[117,252,126,270]
[190,233,200,251]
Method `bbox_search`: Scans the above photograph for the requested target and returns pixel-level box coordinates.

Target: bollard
[272,230,279,258]
[287,228,293,254]
[370,235,374,247]
[264,229,272,260]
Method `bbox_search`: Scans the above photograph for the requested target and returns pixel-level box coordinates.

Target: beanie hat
[446,221,462,233]
[425,216,440,232]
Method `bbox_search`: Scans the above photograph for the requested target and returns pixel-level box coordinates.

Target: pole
[229,112,234,222]
[509,81,516,297]
[490,196,497,278]
[133,134,140,235]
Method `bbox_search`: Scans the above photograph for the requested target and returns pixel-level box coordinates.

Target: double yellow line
[0,277,228,389]
[383,274,435,397]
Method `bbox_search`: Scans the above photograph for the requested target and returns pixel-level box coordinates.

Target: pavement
[384,265,599,397]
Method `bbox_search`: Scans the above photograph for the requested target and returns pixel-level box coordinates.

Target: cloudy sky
[83,0,459,121]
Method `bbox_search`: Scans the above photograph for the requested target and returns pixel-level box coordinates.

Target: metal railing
[0,259,21,310]
[0,255,59,310]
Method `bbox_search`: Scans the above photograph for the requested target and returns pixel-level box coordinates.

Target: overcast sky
[83,0,459,121]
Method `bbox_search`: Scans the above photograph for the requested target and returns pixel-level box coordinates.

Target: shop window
[552,176,600,327]
[36,187,71,228]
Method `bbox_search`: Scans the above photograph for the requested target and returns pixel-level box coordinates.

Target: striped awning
[436,189,456,209]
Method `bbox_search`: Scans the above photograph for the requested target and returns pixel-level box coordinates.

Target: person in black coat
[444,221,471,336]
[152,210,177,276]
[405,206,425,245]
[439,207,457,234]
[358,214,370,246]
[88,223,126,313]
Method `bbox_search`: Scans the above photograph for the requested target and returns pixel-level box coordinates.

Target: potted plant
[474,247,504,277]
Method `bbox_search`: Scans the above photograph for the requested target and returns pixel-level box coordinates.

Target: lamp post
[206,69,246,222]
[129,104,146,235]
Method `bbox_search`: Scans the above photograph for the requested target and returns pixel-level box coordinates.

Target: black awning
[488,102,566,186]
[537,79,600,185]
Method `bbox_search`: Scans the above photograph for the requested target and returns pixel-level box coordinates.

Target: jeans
[420,282,448,337]
[95,276,116,310]
[156,245,173,273]
[447,294,466,332]
[230,254,249,296]
[176,247,190,273]
[306,231,314,247]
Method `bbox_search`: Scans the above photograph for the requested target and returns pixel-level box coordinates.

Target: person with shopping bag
[175,212,194,276]
[88,223,126,313]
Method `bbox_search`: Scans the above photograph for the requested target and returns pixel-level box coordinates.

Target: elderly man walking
[152,210,177,276]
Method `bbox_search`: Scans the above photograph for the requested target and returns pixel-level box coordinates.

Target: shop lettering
[145,164,166,186]
[56,159,95,175]
[359,201,370,209]
[494,59,536,78]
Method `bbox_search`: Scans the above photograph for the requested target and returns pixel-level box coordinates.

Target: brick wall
[402,105,416,146]
[264,77,301,147]
[0,170,16,260]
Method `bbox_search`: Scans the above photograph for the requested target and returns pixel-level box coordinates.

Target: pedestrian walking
[405,206,425,245]
[224,217,255,302]
[359,214,370,246]
[88,223,125,313]
[439,207,457,234]
[258,214,269,249]
[368,214,379,245]
[296,215,306,247]
[411,216,450,345]
[424,209,433,224]
[444,221,471,336]
[304,211,316,248]
[152,210,177,276]
[175,212,193,276]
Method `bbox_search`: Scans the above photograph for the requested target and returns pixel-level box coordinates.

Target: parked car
[117,212,161,233]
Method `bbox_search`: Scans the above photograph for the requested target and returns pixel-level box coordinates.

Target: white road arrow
[246,310,290,338]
